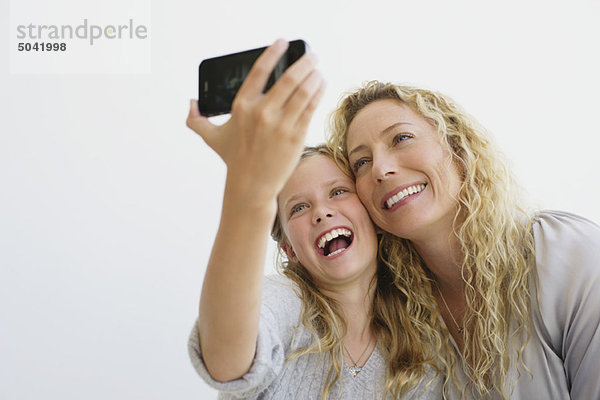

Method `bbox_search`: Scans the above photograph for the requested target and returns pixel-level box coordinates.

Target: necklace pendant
[349,365,362,377]
[457,327,464,334]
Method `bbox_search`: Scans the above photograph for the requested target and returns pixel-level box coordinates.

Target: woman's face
[346,99,462,242]
[278,155,378,288]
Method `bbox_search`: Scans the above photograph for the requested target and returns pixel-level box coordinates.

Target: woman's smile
[382,183,427,210]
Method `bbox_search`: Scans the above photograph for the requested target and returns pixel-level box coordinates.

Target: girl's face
[278,155,378,289]
[345,99,462,242]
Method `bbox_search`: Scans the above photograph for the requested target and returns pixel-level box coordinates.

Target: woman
[327,81,600,399]
[185,42,441,398]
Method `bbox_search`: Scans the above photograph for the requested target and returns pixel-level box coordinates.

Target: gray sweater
[448,211,600,399]
[188,275,443,399]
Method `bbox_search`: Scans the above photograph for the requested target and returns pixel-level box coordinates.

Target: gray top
[450,210,600,399]
[188,275,443,399]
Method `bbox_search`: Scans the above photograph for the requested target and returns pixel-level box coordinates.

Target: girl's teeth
[317,228,352,250]
[327,248,345,257]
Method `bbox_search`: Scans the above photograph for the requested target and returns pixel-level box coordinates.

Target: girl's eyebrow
[283,194,304,210]
[283,178,350,209]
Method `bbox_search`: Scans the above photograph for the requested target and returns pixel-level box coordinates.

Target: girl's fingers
[294,80,326,132]
[264,52,318,109]
[186,41,324,167]
[236,39,289,100]
[279,69,324,127]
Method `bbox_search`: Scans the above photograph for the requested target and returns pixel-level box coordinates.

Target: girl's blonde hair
[327,81,536,399]
[271,144,438,399]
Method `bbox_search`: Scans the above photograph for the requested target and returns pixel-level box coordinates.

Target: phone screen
[198,40,307,116]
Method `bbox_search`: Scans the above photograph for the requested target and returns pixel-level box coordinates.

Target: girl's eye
[352,158,370,172]
[290,204,308,216]
[331,188,346,197]
[393,133,413,145]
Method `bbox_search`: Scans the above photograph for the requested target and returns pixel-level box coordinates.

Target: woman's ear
[282,242,297,262]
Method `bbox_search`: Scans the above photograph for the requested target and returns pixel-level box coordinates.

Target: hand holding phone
[198,39,308,117]
[186,39,325,200]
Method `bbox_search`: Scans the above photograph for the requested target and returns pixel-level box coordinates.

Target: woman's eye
[290,204,308,216]
[392,133,413,145]
[352,158,370,172]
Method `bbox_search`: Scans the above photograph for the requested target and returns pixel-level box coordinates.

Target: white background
[1,0,599,399]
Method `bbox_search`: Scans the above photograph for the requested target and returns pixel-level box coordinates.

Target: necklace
[435,285,464,335]
[343,336,373,377]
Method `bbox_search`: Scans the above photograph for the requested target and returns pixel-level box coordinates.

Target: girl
[185,43,441,399]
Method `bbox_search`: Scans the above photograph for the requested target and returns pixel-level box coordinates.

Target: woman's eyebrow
[348,122,414,158]
[381,121,414,135]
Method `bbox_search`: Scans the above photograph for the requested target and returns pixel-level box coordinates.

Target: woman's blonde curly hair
[271,145,439,399]
[326,81,536,399]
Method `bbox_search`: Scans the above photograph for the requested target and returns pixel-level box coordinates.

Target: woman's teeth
[385,184,426,209]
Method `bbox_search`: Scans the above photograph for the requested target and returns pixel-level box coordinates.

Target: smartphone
[198,40,308,117]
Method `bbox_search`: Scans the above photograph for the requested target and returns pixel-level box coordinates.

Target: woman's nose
[372,156,396,182]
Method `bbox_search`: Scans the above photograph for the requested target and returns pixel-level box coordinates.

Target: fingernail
[273,38,288,48]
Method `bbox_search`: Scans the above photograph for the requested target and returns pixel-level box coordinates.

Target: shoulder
[263,274,301,296]
[531,210,600,350]
[262,274,302,310]
[261,274,303,333]
[532,210,600,241]
[532,210,600,278]
[187,275,308,398]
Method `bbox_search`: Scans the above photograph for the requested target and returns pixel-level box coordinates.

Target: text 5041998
[18,42,67,51]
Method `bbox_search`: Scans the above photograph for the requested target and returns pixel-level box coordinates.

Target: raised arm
[186,39,325,382]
